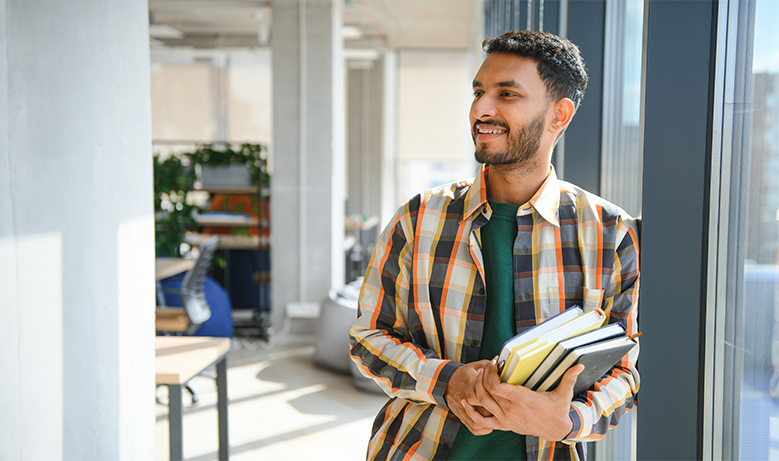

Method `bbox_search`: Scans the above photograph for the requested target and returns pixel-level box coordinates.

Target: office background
[1,0,778,459]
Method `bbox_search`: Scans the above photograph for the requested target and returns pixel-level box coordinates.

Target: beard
[473,109,546,168]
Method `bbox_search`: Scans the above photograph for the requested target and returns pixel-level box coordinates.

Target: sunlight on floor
[155,334,387,461]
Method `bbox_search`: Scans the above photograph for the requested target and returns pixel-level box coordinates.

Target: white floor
[155,333,388,461]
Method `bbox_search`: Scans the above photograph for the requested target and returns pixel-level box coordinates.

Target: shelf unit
[191,184,271,339]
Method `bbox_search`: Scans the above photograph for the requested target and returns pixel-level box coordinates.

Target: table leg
[217,357,230,460]
[168,384,184,461]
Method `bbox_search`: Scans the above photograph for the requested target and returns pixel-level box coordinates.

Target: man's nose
[471,95,497,120]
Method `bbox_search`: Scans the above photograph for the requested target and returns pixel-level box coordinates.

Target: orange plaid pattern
[350,166,640,460]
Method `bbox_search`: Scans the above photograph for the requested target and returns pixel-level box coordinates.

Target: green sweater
[447,200,527,460]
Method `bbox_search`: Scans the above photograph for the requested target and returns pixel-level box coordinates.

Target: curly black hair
[483,31,588,109]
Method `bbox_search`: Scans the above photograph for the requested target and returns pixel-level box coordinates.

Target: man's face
[470,53,552,168]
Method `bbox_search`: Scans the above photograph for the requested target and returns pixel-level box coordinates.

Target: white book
[496,306,583,370]
[502,308,606,385]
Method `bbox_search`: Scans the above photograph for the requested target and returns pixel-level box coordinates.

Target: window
[708,0,779,458]
[599,0,644,218]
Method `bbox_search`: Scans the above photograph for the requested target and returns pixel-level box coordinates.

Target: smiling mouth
[477,127,506,134]
[474,122,508,136]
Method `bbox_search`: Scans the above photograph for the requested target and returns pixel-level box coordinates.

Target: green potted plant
[153,153,199,257]
[153,143,270,257]
[188,143,270,189]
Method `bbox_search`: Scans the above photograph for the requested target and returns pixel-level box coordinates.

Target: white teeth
[478,129,505,134]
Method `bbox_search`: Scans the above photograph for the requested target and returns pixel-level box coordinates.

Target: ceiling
[148,0,481,51]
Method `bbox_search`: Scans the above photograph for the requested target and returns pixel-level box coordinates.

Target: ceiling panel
[368,0,478,49]
[149,0,478,50]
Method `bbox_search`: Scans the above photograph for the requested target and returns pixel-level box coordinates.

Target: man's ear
[549,98,575,134]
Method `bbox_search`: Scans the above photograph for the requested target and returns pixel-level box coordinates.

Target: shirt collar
[527,166,561,228]
[463,164,561,228]
[463,165,489,221]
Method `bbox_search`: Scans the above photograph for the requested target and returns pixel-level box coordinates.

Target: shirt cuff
[426,359,463,409]
[565,404,583,442]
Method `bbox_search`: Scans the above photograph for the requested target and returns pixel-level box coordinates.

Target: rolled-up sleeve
[349,203,460,407]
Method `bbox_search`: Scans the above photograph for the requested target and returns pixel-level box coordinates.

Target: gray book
[533,334,638,395]
[525,323,627,390]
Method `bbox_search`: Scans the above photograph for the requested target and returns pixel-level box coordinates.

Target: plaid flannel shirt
[349,165,640,461]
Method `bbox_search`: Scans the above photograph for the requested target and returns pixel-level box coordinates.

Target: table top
[155,336,232,385]
[187,231,265,250]
[155,258,196,281]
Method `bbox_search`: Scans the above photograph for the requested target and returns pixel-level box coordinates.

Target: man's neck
[485,162,552,207]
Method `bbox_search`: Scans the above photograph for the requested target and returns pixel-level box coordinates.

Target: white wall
[229,50,274,145]
[150,49,273,156]
[397,50,478,204]
[151,63,214,142]
[0,1,155,459]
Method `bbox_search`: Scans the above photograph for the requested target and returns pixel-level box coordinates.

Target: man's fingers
[482,357,503,390]
[465,368,484,405]
[477,358,507,418]
[557,364,585,395]
[473,367,494,405]
[461,400,494,435]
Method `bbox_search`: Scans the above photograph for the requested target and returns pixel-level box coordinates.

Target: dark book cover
[525,323,627,389]
[534,336,637,395]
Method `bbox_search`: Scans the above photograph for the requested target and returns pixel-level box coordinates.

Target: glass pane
[599,0,643,218]
[719,0,779,458]
[592,1,644,459]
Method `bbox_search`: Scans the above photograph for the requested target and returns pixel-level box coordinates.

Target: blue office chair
[158,273,234,338]
[156,236,233,403]
[156,236,231,336]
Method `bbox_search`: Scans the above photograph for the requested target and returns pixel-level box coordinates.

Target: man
[349,30,639,461]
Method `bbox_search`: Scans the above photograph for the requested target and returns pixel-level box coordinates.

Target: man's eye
[502,92,517,98]
[473,91,483,97]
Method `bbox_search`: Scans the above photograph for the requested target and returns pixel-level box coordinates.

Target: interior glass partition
[709,0,779,458]
[598,0,643,218]
[592,1,643,459]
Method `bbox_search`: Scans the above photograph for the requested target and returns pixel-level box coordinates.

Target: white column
[346,51,399,240]
[271,0,345,330]
[380,50,399,225]
[0,1,155,459]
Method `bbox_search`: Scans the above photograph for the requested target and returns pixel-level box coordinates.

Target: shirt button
[478,288,485,295]
[470,340,478,347]
[442,444,450,451]
[482,206,488,214]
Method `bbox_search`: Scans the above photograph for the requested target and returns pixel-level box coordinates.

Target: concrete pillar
[380,51,399,225]
[0,1,154,459]
[346,57,387,219]
[271,0,345,329]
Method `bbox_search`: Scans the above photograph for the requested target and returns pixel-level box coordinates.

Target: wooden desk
[156,336,231,461]
[187,231,265,250]
[156,258,196,281]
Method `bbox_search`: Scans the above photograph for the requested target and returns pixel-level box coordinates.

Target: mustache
[473,119,510,131]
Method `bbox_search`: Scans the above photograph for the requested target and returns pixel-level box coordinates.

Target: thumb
[557,364,585,395]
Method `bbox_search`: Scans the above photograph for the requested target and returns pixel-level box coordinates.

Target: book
[524,323,627,390]
[533,335,638,395]
[497,306,583,370]
[500,308,607,385]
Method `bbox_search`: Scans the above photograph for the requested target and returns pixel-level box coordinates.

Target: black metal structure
[637,1,719,459]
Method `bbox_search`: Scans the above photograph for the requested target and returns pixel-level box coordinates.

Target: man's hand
[462,358,584,441]
[444,360,493,435]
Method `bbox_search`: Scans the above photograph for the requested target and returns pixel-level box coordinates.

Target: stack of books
[498,306,639,395]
